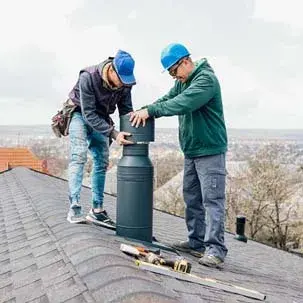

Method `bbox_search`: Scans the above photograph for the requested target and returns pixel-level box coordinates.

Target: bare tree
[249,146,299,248]
[227,144,302,249]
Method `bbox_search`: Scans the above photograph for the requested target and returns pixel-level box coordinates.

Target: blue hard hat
[160,43,190,71]
[113,50,136,85]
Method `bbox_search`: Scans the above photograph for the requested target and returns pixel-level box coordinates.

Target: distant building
[0,147,48,173]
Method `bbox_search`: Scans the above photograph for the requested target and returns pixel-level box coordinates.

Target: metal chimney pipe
[234,215,248,243]
[116,114,155,242]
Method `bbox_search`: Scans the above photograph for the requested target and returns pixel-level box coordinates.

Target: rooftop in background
[0,167,302,303]
[0,147,48,173]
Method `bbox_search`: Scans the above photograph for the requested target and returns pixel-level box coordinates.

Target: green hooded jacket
[147,59,227,158]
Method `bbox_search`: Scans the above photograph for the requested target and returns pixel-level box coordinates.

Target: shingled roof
[0,168,302,303]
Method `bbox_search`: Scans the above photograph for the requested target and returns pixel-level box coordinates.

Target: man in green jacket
[130,43,228,268]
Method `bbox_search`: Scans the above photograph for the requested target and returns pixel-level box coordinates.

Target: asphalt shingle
[0,167,302,303]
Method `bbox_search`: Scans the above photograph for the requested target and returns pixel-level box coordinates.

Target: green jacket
[147,59,227,158]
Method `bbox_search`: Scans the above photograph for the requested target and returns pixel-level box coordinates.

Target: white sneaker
[199,254,224,268]
[67,203,86,224]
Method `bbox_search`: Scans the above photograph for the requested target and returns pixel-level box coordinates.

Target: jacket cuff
[147,105,156,117]
[110,128,119,139]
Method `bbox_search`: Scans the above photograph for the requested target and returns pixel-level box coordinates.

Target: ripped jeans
[68,112,109,209]
[183,153,228,261]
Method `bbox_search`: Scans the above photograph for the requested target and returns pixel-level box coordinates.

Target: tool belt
[51,99,77,138]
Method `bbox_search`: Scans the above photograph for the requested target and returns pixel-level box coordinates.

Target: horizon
[1,124,303,131]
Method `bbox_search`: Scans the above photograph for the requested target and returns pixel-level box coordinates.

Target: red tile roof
[0,148,48,173]
[0,161,9,172]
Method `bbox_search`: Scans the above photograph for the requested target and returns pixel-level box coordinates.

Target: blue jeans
[68,112,109,209]
[183,153,228,261]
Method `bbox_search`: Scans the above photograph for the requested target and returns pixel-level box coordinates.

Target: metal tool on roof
[136,260,266,301]
[120,243,191,273]
[145,252,192,273]
[120,243,160,257]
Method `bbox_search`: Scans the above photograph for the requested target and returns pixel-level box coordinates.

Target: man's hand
[116,132,133,145]
[129,109,149,128]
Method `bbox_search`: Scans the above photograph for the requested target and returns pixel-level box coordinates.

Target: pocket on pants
[205,169,226,200]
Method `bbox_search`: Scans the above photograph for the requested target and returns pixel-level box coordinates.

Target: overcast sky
[0,0,302,128]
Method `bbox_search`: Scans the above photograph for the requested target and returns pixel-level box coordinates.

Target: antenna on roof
[234,215,248,243]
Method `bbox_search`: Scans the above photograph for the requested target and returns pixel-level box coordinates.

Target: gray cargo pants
[183,153,228,261]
